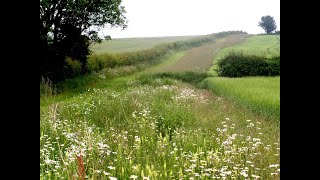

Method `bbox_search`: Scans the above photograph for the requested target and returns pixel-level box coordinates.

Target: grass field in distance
[208,35,280,76]
[90,35,200,54]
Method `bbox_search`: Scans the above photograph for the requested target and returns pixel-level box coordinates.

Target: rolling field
[147,34,248,73]
[208,35,280,76]
[214,35,280,58]
[40,32,280,179]
[203,34,280,121]
[90,35,200,54]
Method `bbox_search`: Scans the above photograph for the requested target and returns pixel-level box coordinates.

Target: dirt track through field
[152,34,248,73]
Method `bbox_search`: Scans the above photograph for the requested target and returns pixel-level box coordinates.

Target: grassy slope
[90,35,199,54]
[144,50,188,73]
[208,35,280,76]
[148,34,248,73]
[203,34,280,121]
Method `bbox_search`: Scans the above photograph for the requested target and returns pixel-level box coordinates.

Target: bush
[216,52,280,77]
[64,57,83,77]
[137,71,210,86]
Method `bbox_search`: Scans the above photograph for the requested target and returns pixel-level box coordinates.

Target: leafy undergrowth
[41,77,279,179]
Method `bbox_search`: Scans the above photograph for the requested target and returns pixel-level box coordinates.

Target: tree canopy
[258,15,277,34]
[40,0,127,81]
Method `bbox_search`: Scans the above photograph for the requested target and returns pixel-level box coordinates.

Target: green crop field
[41,32,280,179]
[90,35,200,54]
[201,76,280,121]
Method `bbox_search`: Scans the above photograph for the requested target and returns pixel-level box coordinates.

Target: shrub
[64,57,83,77]
[137,71,210,86]
[216,52,280,77]
[153,72,209,84]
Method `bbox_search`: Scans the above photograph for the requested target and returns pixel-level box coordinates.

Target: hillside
[146,34,248,73]
[90,35,200,54]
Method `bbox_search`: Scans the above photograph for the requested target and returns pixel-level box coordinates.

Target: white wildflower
[130,175,138,179]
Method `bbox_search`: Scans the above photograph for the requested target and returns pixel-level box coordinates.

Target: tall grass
[41,77,279,179]
[137,71,210,86]
[40,77,57,106]
[200,76,280,121]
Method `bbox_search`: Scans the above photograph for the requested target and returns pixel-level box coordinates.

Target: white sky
[100,0,280,38]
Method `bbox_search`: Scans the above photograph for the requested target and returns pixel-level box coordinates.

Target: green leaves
[217,52,280,77]
[40,0,128,81]
[258,15,277,34]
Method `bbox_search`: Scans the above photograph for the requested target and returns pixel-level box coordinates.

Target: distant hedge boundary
[216,52,280,77]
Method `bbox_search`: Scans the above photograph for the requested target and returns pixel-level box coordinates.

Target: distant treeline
[58,31,247,80]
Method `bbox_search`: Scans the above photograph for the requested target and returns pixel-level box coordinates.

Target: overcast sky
[100,0,280,38]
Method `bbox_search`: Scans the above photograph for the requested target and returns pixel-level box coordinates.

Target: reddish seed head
[76,154,86,180]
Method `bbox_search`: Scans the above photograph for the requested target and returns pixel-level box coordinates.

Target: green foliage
[64,57,83,78]
[55,74,99,94]
[216,52,280,77]
[152,100,196,140]
[258,15,277,34]
[152,72,210,84]
[136,74,175,87]
[40,0,127,82]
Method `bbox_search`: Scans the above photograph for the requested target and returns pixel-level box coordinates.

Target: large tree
[258,15,277,34]
[40,0,127,81]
